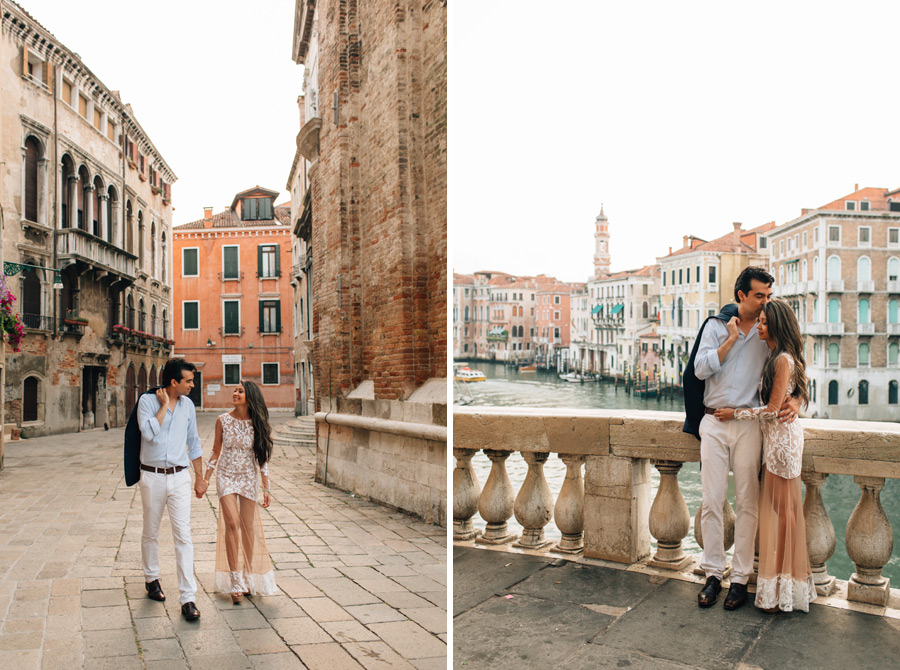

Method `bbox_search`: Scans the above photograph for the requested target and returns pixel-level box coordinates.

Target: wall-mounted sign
[207,384,221,392]
[221,355,242,363]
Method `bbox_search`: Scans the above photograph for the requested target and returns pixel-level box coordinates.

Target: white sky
[21,0,302,226]
[449,1,900,283]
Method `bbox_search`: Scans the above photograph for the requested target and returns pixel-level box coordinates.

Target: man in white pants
[138,358,204,620]
[694,267,800,610]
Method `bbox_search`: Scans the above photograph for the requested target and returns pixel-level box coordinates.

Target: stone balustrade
[453,407,899,607]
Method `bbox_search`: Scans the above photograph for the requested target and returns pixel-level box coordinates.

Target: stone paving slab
[454,546,898,670]
[0,413,446,669]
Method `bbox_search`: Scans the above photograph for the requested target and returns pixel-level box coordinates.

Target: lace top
[215,413,269,501]
[734,353,804,479]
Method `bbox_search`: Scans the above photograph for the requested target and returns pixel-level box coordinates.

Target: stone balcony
[802,321,845,336]
[827,280,845,293]
[56,228,137,281]
[453,407,898,608]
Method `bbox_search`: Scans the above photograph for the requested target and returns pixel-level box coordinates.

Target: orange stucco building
[172,187,294,409]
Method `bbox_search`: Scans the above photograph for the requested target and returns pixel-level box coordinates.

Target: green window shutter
[259,300,264,332]
[184,249,198,275]
[257,245,263,276]
[184,302,198,329]
[223,247,238,279]
[275,300,281,332]
[224,301,239,334]
[274,245,281,276]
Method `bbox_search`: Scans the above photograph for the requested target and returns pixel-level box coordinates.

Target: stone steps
[272,416,317,449]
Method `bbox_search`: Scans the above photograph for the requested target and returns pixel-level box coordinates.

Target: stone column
[67,175,78,228]
[584,454,652,564]
[98,193,108,241]
[846,476,893,606]
[476,450,516,545]
[513,452,553,550]
[553,454,585,554]
[802,471,836,596]
[648,460,692,570]
[453,448,481,542]
[84,184,94,232]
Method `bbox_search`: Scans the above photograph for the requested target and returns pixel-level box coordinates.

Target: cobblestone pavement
[0,412,447,670]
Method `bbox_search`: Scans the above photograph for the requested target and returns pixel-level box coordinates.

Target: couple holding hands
[125,358,278,620]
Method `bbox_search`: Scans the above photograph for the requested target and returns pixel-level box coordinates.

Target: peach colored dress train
[735,353,816,612]
[213,413,277,595]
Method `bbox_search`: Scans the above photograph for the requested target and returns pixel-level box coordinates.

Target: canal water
[454,360,900,584]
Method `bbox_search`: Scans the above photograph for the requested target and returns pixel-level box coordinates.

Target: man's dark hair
[161,358,196,388]
[734,266,774,302]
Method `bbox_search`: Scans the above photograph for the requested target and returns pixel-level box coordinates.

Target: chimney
[203,207,213,220]
[683,235,690,249]
[668,246,672,255]
[855,183,859,192]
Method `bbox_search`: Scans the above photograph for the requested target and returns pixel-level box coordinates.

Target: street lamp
[3,261,63,289]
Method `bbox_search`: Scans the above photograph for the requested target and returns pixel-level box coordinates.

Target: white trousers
[139,469,197,605]
[698,413,762,584]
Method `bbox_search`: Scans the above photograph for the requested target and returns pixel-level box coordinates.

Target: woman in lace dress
[198,381,277,602]
[714,299,816,613]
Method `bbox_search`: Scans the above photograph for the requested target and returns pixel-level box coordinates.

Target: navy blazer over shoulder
[123,386,164,486]
[681,303,740,440]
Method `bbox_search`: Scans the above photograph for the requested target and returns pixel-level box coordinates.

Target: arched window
[149,366,157,388]
[138,365,147,396]
[859,380,869,405]
[890,300,899,325]
[24,136,41,222]
[61,155,75,228]
[801,259,808,281]
[126,294,135,329]
[107,185,117,244]
[92,175,103,236]
[150,221,157,278]
[21,264,41,328]
[77,165,90,230]
[151,304,157,336]
[813,256,819,281]
[137,211,144,268]
[642,301,648,319]
[162,309,168,338]
[827,255,841,280]
[828,380,839,405]
[890,380,898,405]
[859,342,870,366]
[858,256,871,282]
[811,379,816,403]
[858,299,870,323]
[828,343,840,365]
[828,298,840,323]
[125,364,136,417]
[779,266,784,285]
[890,342,899,365]
[126,200,134,253]
[23,376,40,422]
[464,306,469,321]
[139,298,146,332]
[889,257,900,282]
[677,297,683,328]
[161,231,167,283]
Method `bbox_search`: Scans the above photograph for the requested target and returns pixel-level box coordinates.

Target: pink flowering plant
[0,275,25,352]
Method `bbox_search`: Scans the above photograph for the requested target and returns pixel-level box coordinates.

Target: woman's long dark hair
[759,300,809,408]
[241,380,273,467]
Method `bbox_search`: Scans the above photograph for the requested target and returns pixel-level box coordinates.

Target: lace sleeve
[734,406,777,420]
[261,461,269,478]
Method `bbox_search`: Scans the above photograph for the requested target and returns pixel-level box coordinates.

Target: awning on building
[610,303,624,315]
[784,259,799,265]
[591,305,603,315]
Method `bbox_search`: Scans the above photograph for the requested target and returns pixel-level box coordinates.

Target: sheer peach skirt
[213,495,278,595]
[755,468,816,612]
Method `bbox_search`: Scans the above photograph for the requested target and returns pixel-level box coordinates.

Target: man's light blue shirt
[138,393,203,468]
[694,318,770,410]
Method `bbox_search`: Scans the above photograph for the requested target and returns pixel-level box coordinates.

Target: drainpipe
[52,52,59,337]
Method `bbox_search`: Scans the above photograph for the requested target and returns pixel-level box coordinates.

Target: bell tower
[593,205,611,279]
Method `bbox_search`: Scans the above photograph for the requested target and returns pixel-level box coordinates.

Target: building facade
[657,223,772,387]
[293,0,447,524]
[768,187,900,420]
[1,2,174,436]
[171,188,294,409]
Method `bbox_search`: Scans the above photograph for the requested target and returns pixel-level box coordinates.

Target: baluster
[801,472,836,595]
[554,454,585,554]
[476,449,516,545]
[693,498,736,577]
[846,476,893,606]
[648,460,691,570]
[453,448,481,542]
[513,452,553,550]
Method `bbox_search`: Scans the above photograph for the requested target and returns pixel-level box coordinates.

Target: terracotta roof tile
[176,205,291,230]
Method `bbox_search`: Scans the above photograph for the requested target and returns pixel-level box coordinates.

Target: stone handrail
[453,407,898,607]
[56,228,137,279]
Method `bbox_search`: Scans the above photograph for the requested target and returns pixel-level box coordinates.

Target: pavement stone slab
[320,619,380,643]
[234,628,291,655]
[366,621,446,660]
[291,642,365,670]
[269,616,333,645]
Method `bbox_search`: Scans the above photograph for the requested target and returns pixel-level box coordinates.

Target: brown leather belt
[704,407,717,415]
[140,464,186,475]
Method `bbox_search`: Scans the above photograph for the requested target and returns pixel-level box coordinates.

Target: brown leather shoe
[723,582,749,610]
[181,602,200,620]
[698,576,721,607]
[145,579,165,602]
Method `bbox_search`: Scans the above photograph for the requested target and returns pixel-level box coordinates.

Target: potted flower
[64,310,88,326]
[151,184,160,195]
[0,276,25,352]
